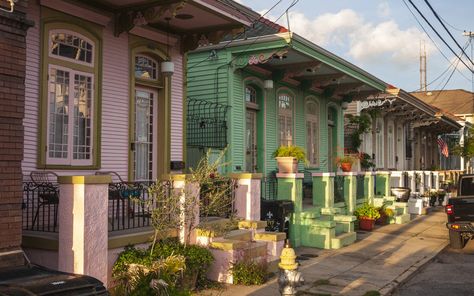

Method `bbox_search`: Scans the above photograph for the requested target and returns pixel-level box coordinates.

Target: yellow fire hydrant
[278,240,304,296]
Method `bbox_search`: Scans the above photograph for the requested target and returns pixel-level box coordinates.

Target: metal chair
[30,171,59,229]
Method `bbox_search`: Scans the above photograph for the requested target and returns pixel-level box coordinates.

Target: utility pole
[420,40,427,92]
[462,31,473,172]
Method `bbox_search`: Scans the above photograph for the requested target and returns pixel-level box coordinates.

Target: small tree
[452,128,474,161]
[346,114,372,153]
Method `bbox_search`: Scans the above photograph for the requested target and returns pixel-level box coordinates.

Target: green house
[186,20,387,177]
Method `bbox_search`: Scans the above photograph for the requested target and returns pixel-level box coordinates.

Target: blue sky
[236,0,473,92]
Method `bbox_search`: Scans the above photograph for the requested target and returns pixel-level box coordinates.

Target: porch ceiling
[255,48,382,100]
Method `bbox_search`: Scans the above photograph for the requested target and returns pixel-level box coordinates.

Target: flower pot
[340,162,352,172]
[375,214,387,225]
[276,157,298,173]
[359,218,375,231]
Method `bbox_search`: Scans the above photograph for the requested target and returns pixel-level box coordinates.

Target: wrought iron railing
[108,181,173,232]
[356,175,365,200]
[261,174,278,201]
[22,182,59,232]
[334,175,345,203]
[199,178,237,219]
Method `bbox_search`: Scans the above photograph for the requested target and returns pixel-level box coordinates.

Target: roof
[411,89,474,116]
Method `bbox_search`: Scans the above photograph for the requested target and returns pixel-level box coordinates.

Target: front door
[133,88,157,181]
[246,109,257,172]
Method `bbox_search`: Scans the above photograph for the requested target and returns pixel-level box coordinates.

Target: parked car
[0,257,108,295]
[445,174,474,249]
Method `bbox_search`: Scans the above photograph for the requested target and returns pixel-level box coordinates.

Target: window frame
[134,54,159,82]
[278,92,294,147]
[305,99,320,167]
[48,29,95,67]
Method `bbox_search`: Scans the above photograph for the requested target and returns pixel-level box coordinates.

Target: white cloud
[276,9,435,67]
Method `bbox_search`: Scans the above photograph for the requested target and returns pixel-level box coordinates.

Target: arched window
[135,55,158,81]
[306,100,319,166]
[46,30,95,165]
[278,93,293,146]
[245,86,257,103]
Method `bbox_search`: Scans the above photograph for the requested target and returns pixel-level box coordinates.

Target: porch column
[58,175,111,286]
[338,172,356,214]
[168,175,200,244]
[277,173,304,248]
[312,173,335,210]
[230,173,262,221]
[390,171,403,187]
[406,171,416,193]
[375,171,391,196]
[424,171,432,190]
[432,171,439,190]
[361,172,375,205]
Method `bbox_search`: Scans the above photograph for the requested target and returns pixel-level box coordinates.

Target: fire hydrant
[278,241,304,296]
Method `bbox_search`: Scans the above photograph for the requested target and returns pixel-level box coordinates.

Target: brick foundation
[0,1,32,267]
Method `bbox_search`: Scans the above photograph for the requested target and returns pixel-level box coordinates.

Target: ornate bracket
[232,48,288,70]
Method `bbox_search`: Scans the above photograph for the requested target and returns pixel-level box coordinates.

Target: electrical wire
[401,0,472,82]
[187,0,286,71]
[407,0,473,73]
[423,0,474,66]
[438,14,464,32]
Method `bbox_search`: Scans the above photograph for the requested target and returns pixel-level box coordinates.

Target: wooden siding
[100,22,129,179]
[170,48,183,162]
[231,69,244,170]
[22,1,40,177]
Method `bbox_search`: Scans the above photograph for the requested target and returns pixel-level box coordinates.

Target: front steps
[195,219,286,284]
[375,196,411,225]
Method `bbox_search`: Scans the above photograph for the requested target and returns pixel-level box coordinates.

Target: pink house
[21,0,254,286]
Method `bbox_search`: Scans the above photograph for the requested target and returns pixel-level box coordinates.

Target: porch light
[341,101,349,110]
[264,79,274,89]
[161,61,174,76]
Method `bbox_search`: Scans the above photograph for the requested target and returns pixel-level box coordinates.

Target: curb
[379,242,448,296]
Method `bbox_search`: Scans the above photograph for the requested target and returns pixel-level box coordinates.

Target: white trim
[48,29,95,67]
[305,98,320,167]
[312,172,335,177]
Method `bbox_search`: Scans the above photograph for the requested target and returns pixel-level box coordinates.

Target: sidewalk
[201,208,448,296]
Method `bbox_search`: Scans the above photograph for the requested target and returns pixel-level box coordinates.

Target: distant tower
[420,40,427,92]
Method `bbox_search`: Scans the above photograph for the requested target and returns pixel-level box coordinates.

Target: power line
[438,14,464,32]
[423,0,474,66]
[401,0,472,82]
[407,0,473,73]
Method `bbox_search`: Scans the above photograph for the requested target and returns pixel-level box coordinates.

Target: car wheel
[449,230,464,249]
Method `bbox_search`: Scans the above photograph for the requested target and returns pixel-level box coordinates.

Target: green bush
[272,145,307,163]
[112,240,214,295]
[231,260,268,285]
[354,203,380,220]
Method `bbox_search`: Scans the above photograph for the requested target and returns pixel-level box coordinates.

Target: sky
[234,0,473,92]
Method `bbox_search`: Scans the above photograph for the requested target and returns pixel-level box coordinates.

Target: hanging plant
[346,114,372,153]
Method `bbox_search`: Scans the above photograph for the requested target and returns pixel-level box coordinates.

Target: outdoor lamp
[341,101,349,110]
[161,61,174,76]
[264,79,274,89]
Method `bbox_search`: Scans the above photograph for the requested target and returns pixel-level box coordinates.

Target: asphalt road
[394,237,474,296]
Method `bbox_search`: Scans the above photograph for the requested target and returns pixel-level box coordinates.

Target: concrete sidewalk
[201,208,448,296]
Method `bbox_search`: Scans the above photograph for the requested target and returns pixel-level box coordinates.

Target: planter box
[359,218,375,231]
[275,157,298,173]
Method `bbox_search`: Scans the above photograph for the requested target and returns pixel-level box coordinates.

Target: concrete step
[390,213,411,224]
[238,220,267,230]
[223,229,253,241]
[331,232,357,249]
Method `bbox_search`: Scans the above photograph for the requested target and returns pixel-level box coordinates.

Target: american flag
[437,137,449,158]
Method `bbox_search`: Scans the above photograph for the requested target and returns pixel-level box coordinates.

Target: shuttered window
[278,94,293,146]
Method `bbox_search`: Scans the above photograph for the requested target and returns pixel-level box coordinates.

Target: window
[387,120,395,168]
[135,55,158,81]
[46,30,95,166]
[50,31,93,65]
[278,93,293,146]
[306,100,319,166]
[375,118,384,168]
[245,86,257,103]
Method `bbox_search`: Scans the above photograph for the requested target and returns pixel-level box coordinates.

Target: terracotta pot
[276,157,298,173]
[359,218,375,231]
[340,162,352,172]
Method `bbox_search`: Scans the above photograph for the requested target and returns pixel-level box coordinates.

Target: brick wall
[0,0,32,268]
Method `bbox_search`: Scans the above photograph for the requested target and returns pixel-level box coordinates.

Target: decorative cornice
[0,10,34,34]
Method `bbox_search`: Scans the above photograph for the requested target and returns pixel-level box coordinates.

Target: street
[394,237,474,296]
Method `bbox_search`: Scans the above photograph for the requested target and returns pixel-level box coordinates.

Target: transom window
[278,93,293,146]
[306,100,319,166]
[50,31,93,65]
[245,86,257,103]
[135,55,158,81]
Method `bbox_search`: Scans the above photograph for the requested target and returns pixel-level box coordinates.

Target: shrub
[231,260,268,285]
[272,145,307,162]
[354,203,380,220]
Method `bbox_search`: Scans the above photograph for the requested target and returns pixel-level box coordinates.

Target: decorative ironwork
[22,182,59,233]
[199,178,237,218]
[261,172,278,201]
[356,175,365,200]
[187,98,229,149]
[334,175,345,203]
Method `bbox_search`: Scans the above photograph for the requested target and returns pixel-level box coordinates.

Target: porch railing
[261,174,278,201]
[22,182,59,233]
[334,175,345,203]
[356,174,365,200]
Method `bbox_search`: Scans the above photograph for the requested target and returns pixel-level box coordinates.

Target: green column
[277,173,304,247]
[340,172,356,214]
[375,171,391,196]
[362,172,375,205]
[312,173,335,211]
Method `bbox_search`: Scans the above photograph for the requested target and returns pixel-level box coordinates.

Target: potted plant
[335,155,356,172]
[354,203,381,231]
[273,145,307,173]
[359,152,375,171]
[376,205,394,225]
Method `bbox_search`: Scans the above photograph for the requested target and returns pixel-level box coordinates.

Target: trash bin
[261,200,294,235]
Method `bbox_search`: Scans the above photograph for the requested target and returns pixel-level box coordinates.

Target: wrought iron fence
[334,175,345,203]
[356,174,365,200]
[22,182,59,232]
[108,181,173,232]
[261,174,278,201]
[199,178,237,219]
